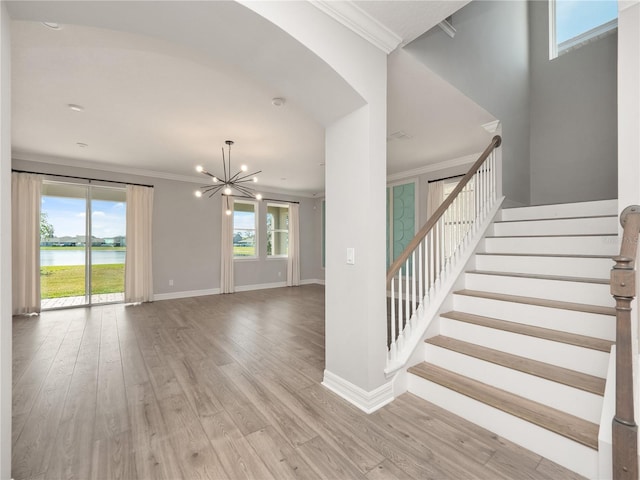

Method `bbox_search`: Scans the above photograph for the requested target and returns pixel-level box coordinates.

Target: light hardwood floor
[12,285,584,479]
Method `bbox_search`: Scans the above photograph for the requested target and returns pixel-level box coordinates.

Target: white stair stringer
[404,199,618,479]
[408,373,599,479]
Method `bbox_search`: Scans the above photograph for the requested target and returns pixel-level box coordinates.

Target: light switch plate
[346,247,355,265]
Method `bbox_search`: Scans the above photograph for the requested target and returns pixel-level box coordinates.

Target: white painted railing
[386,136,502,372]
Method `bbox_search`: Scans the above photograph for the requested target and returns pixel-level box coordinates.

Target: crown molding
[11,151,319,198]
[386,153,479,183]
[310,1,402,54]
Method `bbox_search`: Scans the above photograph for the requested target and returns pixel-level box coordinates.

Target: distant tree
[40,212,54,241]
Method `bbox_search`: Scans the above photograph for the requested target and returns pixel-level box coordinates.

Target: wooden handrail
[611,205,640,480]
[386,135,502,284]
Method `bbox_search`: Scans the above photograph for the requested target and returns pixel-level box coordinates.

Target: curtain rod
[11,169,154,188]
[231,194,299,204]
[427,173,464,184]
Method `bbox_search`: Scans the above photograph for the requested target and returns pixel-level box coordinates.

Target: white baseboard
[153,288,220,301]
[322,369,394,414]
[153,278,324,301]
[235,281,287,292]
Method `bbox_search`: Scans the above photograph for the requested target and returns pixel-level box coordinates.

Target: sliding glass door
[40,181,126,309]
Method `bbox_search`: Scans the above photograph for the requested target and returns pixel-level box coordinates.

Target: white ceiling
[8,0,495,196]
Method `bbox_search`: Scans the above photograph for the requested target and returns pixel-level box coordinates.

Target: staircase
[406,199,619,479]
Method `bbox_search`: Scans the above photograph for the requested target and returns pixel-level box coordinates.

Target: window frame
[232,199,258,260]
[266,202,289,259]
[549,0,618,60]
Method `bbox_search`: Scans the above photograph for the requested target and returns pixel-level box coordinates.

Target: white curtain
[287,203,300,287]
[220,196,234,293]
[12,172,42,315]
[427,180,445,218]
[125,185,154,303]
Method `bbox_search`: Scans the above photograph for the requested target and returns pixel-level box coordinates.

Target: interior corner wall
[0,3,11,478]
[529,0,618,205]
[405,0,531,207]
[11,159,323,297]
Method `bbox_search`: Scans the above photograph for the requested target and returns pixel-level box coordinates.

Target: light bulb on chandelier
[193,140,263,201]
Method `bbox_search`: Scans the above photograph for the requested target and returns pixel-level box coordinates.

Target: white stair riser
[493,216,618,236]
[465,273,612,307]
[440,318,610,377]
[475,254,613,278]
[452,294,615,341]
[500,199,618,221]
[483,235,619,256]
[407,374,599,479]
[424,344,603,423]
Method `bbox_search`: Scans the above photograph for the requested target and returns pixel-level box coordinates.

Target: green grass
[41,264,124,298]
[233,245,256,257]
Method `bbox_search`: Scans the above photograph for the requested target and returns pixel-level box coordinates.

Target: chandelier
[194,140,262,214]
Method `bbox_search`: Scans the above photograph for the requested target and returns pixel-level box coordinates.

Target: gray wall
[528,1,617,204]
[406,0,531,206]
[13,158,324,297]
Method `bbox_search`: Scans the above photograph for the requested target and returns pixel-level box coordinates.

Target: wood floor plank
[13,285,583,480]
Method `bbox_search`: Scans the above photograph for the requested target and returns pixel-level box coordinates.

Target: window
[267,204,289,257]
[233,200,257,258]
[550,0,617,59]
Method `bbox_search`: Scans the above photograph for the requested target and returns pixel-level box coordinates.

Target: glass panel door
[40,181,127,309]
[90,187,126,305]
[40,183,89,308]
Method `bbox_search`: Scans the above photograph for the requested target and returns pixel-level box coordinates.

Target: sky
[41,196,126,238]
[233,210,255,231]
[556,0,618,44]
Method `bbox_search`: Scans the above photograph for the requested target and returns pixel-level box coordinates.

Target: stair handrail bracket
[610,205,640,480]
[385,135,503,375]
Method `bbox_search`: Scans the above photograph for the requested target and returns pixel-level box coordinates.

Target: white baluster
[397,268,404,351]
[411,251,417,323]
[390,277,396,362]
[405,258,411,336]
[418,240,423,309]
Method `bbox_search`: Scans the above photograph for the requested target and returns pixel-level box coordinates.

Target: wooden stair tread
[441,311,613,353]
[476,252,613,259]
[455,289,616,316]
[495,214,617,224]
[467,270,609,285]
[485,233,617,238]
[408,363,600,450]
[426,335,606,395]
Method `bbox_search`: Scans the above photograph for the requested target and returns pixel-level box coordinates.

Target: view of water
[41,249,126,266]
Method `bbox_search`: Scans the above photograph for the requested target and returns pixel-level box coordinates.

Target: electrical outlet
[169,279,174,286]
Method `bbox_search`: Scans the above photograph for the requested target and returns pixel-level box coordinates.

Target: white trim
[322,369,394,414]
[557,18,617,57]
[153,279,323,301]
[481,120,501,134]
[310,1,402,54]
[12,151,319,197]
[234,281,287,292]
[153,288,220,301]
[387,153,479,183]
[437,19,456,38]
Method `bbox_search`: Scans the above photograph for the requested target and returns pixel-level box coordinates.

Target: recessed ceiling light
[76,142,88,148]
[272,97,286,107]
[42,22,62,30]
[319,163,325,166]
[68,104,84,112]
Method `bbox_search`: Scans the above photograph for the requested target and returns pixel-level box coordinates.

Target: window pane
[233,201,256,257]
[556,0,617,44]
[267,204,289,256]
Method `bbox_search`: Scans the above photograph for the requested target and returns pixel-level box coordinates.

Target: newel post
[611,205,640,480]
